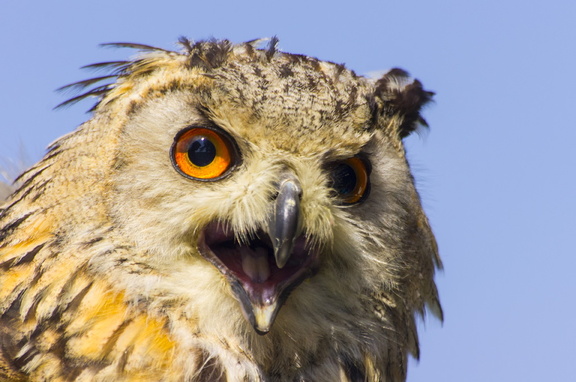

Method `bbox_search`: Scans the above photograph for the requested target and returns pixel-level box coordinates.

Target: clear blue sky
[1,1,575,380]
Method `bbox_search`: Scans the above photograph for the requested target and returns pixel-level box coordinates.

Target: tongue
[240,246,271,283]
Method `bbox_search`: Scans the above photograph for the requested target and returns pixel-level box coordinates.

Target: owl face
[107,90,364,327]
[37,39,438,346]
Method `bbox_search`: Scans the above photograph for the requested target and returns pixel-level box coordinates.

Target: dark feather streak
[56,76,117,93]
[177,36,194,52]
[11,244,44,268]
[80,61,130,72]
[12,162,53,197]
[11,343,37,370]
[22,286,48,323]
[265,36,279,61]
[0,213,32,244]
[80,237,104,248]
[116,344,133,372]
[55,88,111,110]
[61,282,93,316]
[100,42,170,52]
[100,319,133,359]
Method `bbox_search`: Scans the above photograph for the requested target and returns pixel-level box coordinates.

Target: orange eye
[329,157,370,204]
[171,127,238,180]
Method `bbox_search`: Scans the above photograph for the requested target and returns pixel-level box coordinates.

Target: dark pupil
[331,163,357,196]
[188,137,216,167]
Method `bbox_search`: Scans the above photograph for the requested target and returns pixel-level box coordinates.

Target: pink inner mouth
[198,222,318,304]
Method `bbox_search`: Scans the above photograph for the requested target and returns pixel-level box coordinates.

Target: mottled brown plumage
[0,38,441,381]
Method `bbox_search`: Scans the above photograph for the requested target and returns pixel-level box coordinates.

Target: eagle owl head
[0,38,441,381]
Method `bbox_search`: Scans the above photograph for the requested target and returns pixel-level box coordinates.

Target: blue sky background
[1,1,575,380]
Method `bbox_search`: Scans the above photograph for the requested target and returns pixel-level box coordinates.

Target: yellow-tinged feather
[65,282,125,335]
[66,298,128,360]
[0,264,36,302]
[63,281,176,373]
[0,232,51,265]
[23,353,65,382]
[122,315,175,369]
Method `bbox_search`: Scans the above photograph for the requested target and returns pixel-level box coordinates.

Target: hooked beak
[246,172,305,332]
[197,171,319,334]
[268,172,303,269]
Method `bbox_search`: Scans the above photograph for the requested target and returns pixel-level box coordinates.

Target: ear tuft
[373,69,434,138]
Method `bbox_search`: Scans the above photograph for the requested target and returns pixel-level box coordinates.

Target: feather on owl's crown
[57,37,433,139]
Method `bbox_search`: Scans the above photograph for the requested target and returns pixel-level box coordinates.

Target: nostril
[271,170,303,201]
[270,190,301,201]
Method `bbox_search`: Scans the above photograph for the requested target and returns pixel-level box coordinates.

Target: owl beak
[268,172,303,269]
[198,172,318,335]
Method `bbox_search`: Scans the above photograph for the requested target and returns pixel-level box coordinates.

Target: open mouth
[197,221,319,333]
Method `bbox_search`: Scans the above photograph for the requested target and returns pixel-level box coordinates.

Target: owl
[0,38,441,381]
